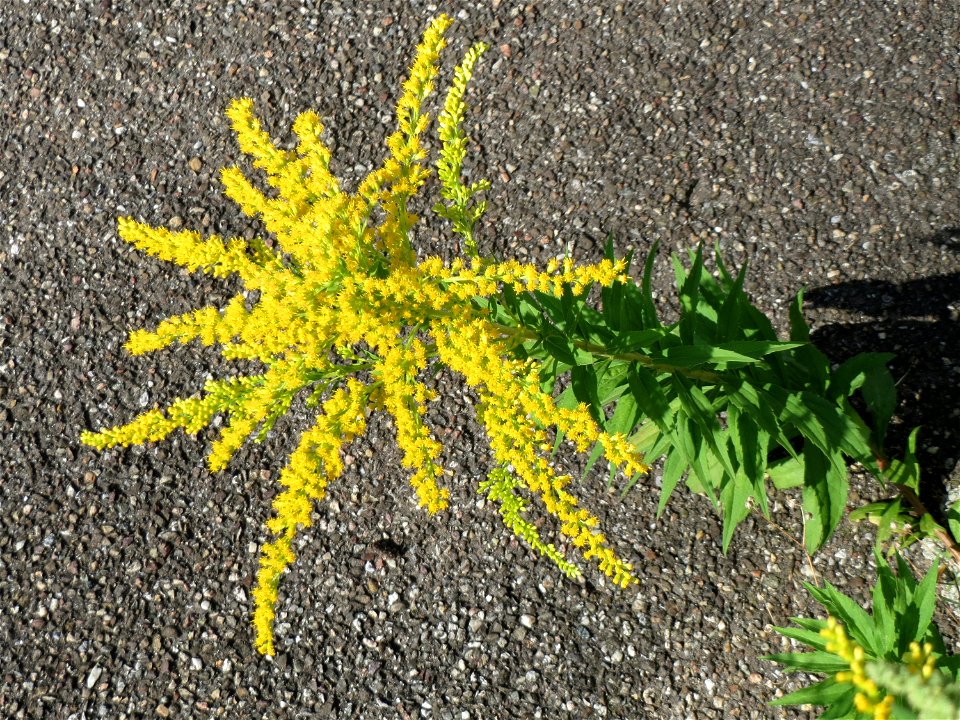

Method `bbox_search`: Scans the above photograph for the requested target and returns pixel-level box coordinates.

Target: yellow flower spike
[290,110,339,199]
[220,166,294,232]
[875,695,894,720]
[902,640,940,682]
[252,380,370,652]
[117,217,265,283]
[818,616,898,718]
[377,341,450,512]
[225,97,298,188]
[433,316,642,585]
[853,693,872,713]
[251,528,296,656]
[434,37,490,257]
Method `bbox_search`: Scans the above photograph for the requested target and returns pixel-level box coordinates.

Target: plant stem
[895,485,960,568]
[490,322,722,383]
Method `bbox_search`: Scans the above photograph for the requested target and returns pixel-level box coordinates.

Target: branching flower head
[81,15,647,655]
[820,616,896,719]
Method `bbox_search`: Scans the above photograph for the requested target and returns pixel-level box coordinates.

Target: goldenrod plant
[767,552,960,719]
[81,15,960,707]
[82,15,646,656]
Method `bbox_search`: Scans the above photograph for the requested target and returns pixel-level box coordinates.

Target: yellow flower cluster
[903,639,937,681]
[435,39,490,256]
[436,317,647,588]
[253,379,368,655]
[480,467,581,578]
[81,15,647,655]
[820,617,895,719]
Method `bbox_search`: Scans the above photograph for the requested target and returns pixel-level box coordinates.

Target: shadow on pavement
[806,228,960,505]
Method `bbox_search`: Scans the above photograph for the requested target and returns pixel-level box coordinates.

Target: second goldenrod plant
[768,552,960,719]
[81,15,647,656]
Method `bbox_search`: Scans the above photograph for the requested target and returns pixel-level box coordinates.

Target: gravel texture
[2,1,959,718]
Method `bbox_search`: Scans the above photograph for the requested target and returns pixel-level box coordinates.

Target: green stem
[895,485,960,568]
[304,363,372,383]
[491,323,722,383]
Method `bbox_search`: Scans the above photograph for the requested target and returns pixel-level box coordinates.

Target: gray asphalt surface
[2,1,959,718]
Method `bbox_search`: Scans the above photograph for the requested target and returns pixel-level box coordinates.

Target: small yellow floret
[819,616,895,719]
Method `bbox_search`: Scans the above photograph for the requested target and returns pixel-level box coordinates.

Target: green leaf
[675,411,719,508]
[715,262,747,341]
[806,582,878,654]
[673,377,737,481]
[554,384,578,410]
[542,332,593,366]
[788,287,813,342]
[912,560,940,645]
[616,281,647,331]
[658,341,804,368]
[818,693,857,719]
[530,292,566,327]
[831,352,898,448]
[895,553,920,595]
[600,235,627,330]
[657,448,687,516]
[608,244,660,333]
[741,301,780,342]
[793,616,831,634]
[558,283,577,327]
[627,420,661,456]
[726,404,747,475]
[779,390,875,469]
[947,501,960,545]
[765,650,850,673]
[721,340,807,358]
[627,366,674,434]
[595,361,631,404]
[768,455,805,490]
[918,512,943,540]
[849,499,900,524]
[531,354,555,394]
[872,552,899,656]
[675,246,704,344]
[572,296,610,345]
[767,677,854,708]
[780,391,833,455]
[498,283,524,321]
[605,392,640,437]
[643,428,674,461]
[885,427,921,491]
[638,242,661,329]
[570,365,602,422]
[752,429,772,516]
[608,327,674,353]
[829,352,896,397]
[876,498,910,548]
[727,405,770,516]
[801,443,848,554]
[713,244,739,288]
[719,471,753,552]
[787,289,830,391]
[723,378,799,462]
[774,623,831,652]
